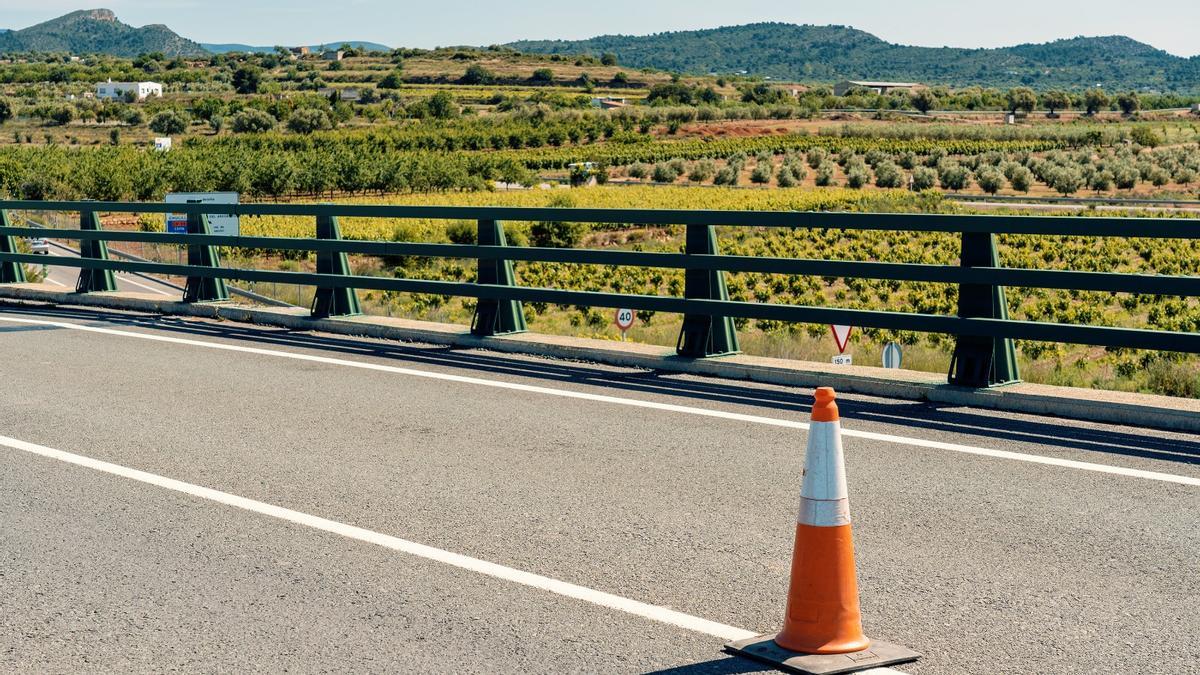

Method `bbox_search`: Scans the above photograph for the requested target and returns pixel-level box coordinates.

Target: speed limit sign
[614,308,636,332]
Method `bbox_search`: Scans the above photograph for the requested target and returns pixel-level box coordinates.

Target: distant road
[1,305,1196,673]
[36,241,180,297]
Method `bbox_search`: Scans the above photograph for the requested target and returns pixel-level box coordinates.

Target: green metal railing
[2,199,1198,389]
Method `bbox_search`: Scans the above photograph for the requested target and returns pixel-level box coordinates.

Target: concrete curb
[2,285,1197,433]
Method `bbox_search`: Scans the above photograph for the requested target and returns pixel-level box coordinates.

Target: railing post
[0,210,27,284]
[76,208,117,293]
[311,214,361,318]
[182,211,229,303]
[470,219,526,336]
[676,224,740,358]
[948,232,1020,387]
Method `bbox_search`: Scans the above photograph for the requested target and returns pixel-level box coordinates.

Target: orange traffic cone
[773,386,869,654]
[724,387,919,674]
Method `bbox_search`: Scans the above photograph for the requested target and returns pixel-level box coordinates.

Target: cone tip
[811,387,839,422]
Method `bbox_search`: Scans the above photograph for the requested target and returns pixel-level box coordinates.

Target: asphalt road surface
[1,304,1197,674]
[33,243,181,298]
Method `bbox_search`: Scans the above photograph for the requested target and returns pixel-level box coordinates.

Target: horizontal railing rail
[2,199,1197,389]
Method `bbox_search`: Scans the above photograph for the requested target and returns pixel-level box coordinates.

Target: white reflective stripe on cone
[797,421,852,527]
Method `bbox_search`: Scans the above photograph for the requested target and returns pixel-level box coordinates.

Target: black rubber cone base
[724,635,920,675]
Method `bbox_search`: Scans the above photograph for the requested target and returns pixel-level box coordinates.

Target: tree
[461,64,495,85]
[911,166,937,191]
[230,109,276,133]
[910,89,938,114]
[1117,91,1141,115]
[530,68,554,84]
[1084,88,1110,115]
[149,110,189,135]
[287,108,333,134]
[0,98,12,125]
[600,52,618,66]
[378,71,404,89]
[1041,90,1070,117]
[975,167,1006,194]
[1006,87,1037,114]
[426,91,459,119]
[232,66,263,95]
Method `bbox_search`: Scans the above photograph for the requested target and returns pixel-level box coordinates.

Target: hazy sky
[1,0,1198,57]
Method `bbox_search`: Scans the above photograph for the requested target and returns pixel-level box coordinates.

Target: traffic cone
[773,386,869,654]
[724,387,919,674]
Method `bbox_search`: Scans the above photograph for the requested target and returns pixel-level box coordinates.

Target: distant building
[833,80,920,97]
[289,46,310,58]
[1192,103,1200,114]
[590,96,627,109]
[95,80,162,101]
[322,50,345,61]
[318,87,360,102]
[154,137,172,152]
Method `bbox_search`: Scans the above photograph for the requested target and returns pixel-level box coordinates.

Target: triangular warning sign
[830,325,854,354]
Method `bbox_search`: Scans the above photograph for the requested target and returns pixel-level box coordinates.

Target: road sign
[832,354,853,366]
[882,342,903,369]
[615,308,635,332]
[830,325,854,354]
[165,192,239,236]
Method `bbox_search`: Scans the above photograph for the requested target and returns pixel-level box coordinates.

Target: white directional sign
[165,192,240,236]
[882,342,903,369]
[832,354,853,366]
[830,324,854,354]
[614,308,636,332]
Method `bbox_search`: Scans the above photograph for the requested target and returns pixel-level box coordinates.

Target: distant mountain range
[0,9,207,57]
[508,22,1200,92]
[200,41,391,54]
[0,10,389,58]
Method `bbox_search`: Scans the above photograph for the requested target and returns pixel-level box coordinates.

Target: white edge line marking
[116,274,175,297]
[0,433,758,644]
[42,275,67,288]
[1,315,1196,489]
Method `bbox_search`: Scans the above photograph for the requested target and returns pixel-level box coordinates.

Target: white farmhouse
[95,80,163,101]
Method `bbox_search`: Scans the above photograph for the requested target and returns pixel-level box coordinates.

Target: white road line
[117,274,175,297]
[1,315,1197,489]
[42,274,67,288]
[0,433,759,644]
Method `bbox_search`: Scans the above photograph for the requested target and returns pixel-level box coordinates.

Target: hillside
[200,41,391,54]
[508,23,1200,91]
[0,9,207,57]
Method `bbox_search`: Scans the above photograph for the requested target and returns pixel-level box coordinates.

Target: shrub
[460,64,495,85]
[975,167,1006,195]
[938,163,970,191]
[776,167,796,187]
[806,147,827,169]
[846,166,870,189]
[651,162,679,183]
[446,220,476,245]
[1130,126,1163,148]
[873,161,905,188]
[814,161,836,186]
[377,71,404,89]
[627,163,649,179]
[1047,166,1084,194]
[530,68,554,83]
[687,160,716,182]
[149,109,189,135]
[286,108,333,134]
[530,217,585,248]
[750,163,773,185]
[230,109,276,133]
[1008,166,1034,192]
[714,166,739,186]
[911,166,937,191]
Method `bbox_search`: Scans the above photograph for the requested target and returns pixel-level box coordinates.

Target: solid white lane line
[0,433,758,643]
[2,315,1196,489]
[117,274,175,297]
[42,275,67,288]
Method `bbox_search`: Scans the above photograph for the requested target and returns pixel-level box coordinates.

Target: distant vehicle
[29,238,50,254]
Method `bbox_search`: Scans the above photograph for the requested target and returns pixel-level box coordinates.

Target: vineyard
[170,186,1200,398]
